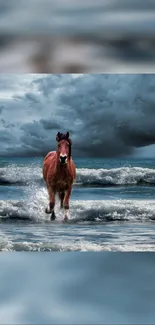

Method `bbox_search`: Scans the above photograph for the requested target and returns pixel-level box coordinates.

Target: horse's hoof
[45,207,51,214]
[63,215,68,222]
[51,211,56,221]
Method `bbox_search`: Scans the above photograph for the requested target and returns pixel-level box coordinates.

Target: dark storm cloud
[0,130,14,143]
[54,74,155,157]
[0,74,155,157]
[40,119,61,131]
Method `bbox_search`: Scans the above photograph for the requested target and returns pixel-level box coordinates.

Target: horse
[43,131,76,221]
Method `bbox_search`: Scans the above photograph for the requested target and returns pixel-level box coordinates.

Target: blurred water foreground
[0,253,155,324]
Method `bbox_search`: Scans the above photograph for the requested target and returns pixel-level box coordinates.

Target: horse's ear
[56,132,60,142]
[66,131,69,139]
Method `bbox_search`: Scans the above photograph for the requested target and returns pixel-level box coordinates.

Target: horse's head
[56,131,72,165]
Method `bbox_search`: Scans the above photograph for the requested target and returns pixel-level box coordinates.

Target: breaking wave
[1,241,155,252]
[0,240,111,252]
[0,185,155,223]
[76,167,155,186]
[0,166,155,186]
[0,165,41,185]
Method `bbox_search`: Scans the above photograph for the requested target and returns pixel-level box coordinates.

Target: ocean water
[1,252,155,325]
[0,156,155,251]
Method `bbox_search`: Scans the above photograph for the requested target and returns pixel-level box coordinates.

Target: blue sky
[0,74,154,158]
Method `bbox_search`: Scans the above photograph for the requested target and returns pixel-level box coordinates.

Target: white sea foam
[76,167,155,185]
[0,166,155,186]
[0,186,155,223]
[1,238,155,252]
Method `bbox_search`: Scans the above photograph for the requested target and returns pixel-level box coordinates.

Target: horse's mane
[56,132,72,159]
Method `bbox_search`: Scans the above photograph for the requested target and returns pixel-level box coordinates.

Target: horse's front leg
[63,186,72,221]
[45,185,56,220]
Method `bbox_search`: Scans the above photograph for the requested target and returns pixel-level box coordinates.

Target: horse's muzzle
[60,155,67,164]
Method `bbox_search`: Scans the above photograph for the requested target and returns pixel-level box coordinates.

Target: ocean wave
[1,241,155,252]
[0,241,105,252]
[0,165,41,185]
[76,167,155,186]
[0,166,155,186]
[0,195,155,223]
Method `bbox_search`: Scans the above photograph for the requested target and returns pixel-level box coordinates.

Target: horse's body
[43,132,76,221]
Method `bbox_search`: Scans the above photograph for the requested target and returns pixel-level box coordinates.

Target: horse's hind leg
[51,210,56,221]
[59,192,65,209]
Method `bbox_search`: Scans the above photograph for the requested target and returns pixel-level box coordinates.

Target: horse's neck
[56,162,69,173]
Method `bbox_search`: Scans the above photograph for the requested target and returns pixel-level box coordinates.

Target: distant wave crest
[0,165,42,185]
[76,167,155,186]
[0,166,155,186]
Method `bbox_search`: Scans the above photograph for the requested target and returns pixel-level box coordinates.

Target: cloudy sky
[0,73,155,158]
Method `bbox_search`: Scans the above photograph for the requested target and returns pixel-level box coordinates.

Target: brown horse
[43,132,76,221]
